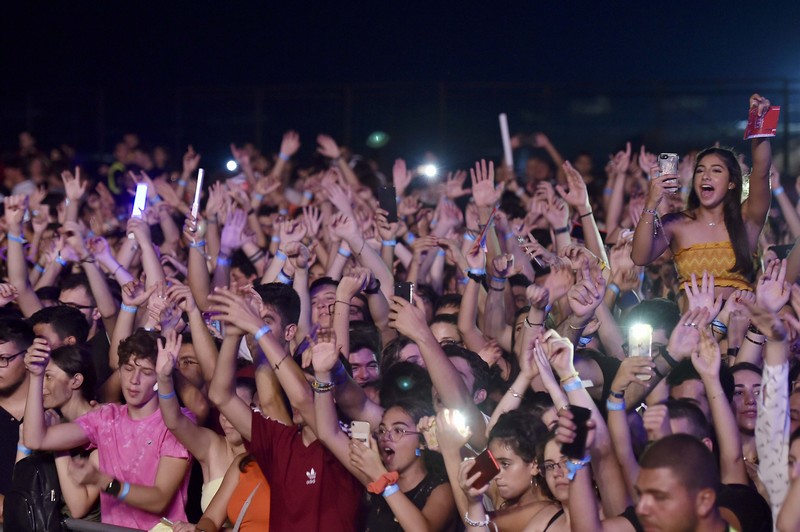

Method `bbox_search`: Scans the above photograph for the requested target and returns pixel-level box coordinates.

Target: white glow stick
[499,113,513,168]
[191,168,204,218]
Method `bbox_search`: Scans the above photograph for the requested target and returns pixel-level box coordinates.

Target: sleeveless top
[673,241,753,291]
[200,477,224,513]
[226,461,270,530]
[365,473,450,531]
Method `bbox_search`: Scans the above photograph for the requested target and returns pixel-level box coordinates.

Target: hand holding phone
[466,448,500,490]
[377,186,398,223]
[561,405,591,459]
[394,281,414,304]
[350,421,370,444]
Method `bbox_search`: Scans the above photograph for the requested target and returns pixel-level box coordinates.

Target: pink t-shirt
[75,403,192,529]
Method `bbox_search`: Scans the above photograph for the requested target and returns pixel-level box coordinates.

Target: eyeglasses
[177,358,199,369]
[373,427,422,442]
[0,349,26,368]
[58,300,96,310]
[542,457,569,474]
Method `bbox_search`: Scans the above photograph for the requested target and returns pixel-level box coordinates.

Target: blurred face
[220,385,254,446]
[790,392,800,434]
[511,286,528,310]
[348,296,366,322]
[119,356,157,407]
[525,159,550,183]
[489,438,536,501]
[0,341,28,396]
[573,154,593,176]
[788,438,800,480]
[177,344,203,389]
[377,407,422,473]
[59,286,97,326]
[349,347,379,386]
[434,356,478,412]
[694,154,733,208]
[669,380,710,421]
[636,467,700,532]
[42,360,77,410]
[310,285,336,328]
[542,440,569,503]
[398,343,424,368]
[732,370,761,433]
[231,267,256,288]
[33,323,66,349]
[430,322,461,346]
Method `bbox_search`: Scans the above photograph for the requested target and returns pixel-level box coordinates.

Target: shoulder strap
[543,508,565,531]
[232,482,261,532]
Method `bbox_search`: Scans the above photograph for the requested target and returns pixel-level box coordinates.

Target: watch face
[105,479,121,496]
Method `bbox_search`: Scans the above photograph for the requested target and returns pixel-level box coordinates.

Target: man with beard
[0,317,35,522]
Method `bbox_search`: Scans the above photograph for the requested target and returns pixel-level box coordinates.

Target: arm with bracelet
[3,195,44,317]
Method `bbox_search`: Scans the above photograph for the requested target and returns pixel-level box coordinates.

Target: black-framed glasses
[0,349,26,368]
[57,300,96,310]
[542,457,569,474]
[373,427,422,442]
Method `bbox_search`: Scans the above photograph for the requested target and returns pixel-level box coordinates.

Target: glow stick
[191,168,204,218]
[499,113,513,168]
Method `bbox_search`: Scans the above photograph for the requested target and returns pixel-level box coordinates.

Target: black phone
[531,256,552,277]
[561,405,591,459]
[378,186,398,223]
[394,281,414,304]
[467,448,501,490]
[772,244,794,260]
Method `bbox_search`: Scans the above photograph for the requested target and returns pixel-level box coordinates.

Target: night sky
[4,2,798,86]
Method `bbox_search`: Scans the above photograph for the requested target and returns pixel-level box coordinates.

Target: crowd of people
[0,93,798,531]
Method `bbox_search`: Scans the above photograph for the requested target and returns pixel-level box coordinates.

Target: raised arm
[742,94,774,227]
[4,195,43,317]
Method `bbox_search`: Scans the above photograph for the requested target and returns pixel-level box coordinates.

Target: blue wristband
[563,379,583,393]
[490,276,506,284]
[608,283,621,297]
[150,195,162,205]
[278,152,290,162]
[56,255,68,267]
[773,186,785,196]
[158,390,176,400]
[436,249,446,257]
[382,484,400,498]
[34,263,46,273]
[468,268,487,276]
[303,191,314,200]
[271,236,281,243]
[382,239,397,247]
[253,193,265,203]
[216,256,232,266]
[275,250,288,261]
[458,277,469,285]
[463,232,477,242]
[278,208,288,216]
[504,232,517,240]
[17,444,32,456]
[118,481,131,501]
[606,400,626,411]
[8,233,27,244]
[120,303,137,314]
[254,325,271,341]
[178,179,188,187]
[405,233,416,244]
[338,247,352,258]
[565,455,591,481]
[189,240,206,249]
[277,270,293,285]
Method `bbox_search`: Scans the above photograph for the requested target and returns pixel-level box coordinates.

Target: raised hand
[229,143,251,169]
[556,161,590,211]
[756,259,790,314]
[567,265,605,320]
[4,195,28,231]
[207,287,266,337]
[127,217,152,245]
[205,182,226,219]
[316,134,341,159]
[278,219,308,246]
[443,170,471,199]
[491,253,520,279]
[330,213,359,242]
[435,409,472,453]
[542,197,569,229]
[541,329,575,379]
[182,145,201,176]
[121,281,157,308]
[684,272,722,325]
[62,167,88,202]
[639,146,657,179]
[692,329,721,381]
[610,356,655,395]
[285,242,312,271]
[280,130,301,158]
[392,158,413,198]
[327,181,354,215]
[302,205,323,237]
[388,295,429,343]
[166,281,198,314]
[470,159,502,209]
[750,93,772,118]
[642,404,672,442]
[308,329,339,373]
[24,338,51,377]
[220,209,248,254]
[525,284,550,310]
[667,308,707,362]
[0,283,19,307]
[156,329,182,378]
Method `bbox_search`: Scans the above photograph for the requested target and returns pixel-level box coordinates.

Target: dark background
[3,1,799,173]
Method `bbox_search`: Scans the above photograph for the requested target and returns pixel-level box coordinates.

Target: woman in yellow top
[632,94,773,302]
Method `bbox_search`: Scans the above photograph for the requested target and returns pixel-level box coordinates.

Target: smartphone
[658,153,680,191]
[531,256,552,277]
[394,281,414,304]
[628,323,653,381]
[422,419,439,450]
[561,405,591,459]
[132,183,148,218]
[377,186,398,223]
[350,421,370,444]
[467,448,501,490]
[772,243,794,260]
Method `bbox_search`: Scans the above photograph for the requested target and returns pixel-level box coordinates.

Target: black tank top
[365,473,451,531]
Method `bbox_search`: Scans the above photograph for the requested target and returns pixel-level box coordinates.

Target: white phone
[132,183,148,218]
[350,421,370,444]
[628,323,653,381]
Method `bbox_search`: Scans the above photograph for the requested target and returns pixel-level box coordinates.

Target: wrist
[315,371,333,382]
[556,366,578,380]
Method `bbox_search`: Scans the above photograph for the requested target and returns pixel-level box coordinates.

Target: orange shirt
[226,461,270,531]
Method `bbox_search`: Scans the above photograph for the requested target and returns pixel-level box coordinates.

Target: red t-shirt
[247,412,363,531]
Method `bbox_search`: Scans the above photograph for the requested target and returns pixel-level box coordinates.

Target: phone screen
[377,186,398,223]
[467,448,501,490]
[561,405,591,459]
[132,183,148,218]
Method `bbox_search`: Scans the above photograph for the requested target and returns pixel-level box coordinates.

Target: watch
[104,478,122,497]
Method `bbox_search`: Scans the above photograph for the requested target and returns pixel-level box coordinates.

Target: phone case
[468,449,501,490]
[378,186,398,223]
[350,421,370,443]
[394,282,414,304]
[561,405,591,459]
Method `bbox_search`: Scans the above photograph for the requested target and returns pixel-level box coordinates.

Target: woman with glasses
[311,333,457,531]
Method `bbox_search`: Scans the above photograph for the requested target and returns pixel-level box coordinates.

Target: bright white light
[226,160,238,172]
[419,164,438,178]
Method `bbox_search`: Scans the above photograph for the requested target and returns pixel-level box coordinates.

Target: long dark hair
[687,147,754,280]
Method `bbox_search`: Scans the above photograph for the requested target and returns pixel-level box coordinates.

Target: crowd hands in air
[0,94,799,530]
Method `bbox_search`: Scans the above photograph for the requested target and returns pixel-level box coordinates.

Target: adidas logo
[306,468,317,485]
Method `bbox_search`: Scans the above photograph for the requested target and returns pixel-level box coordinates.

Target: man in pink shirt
[22,329,192,530]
